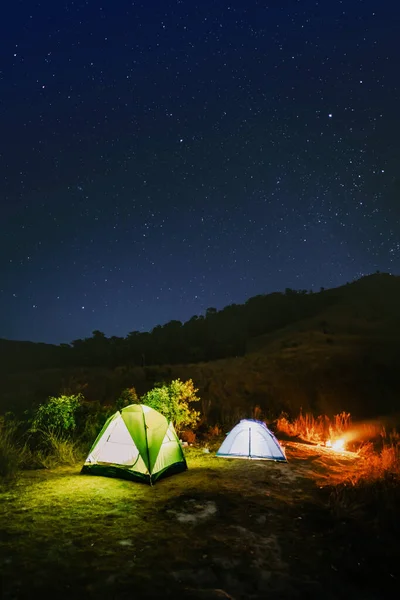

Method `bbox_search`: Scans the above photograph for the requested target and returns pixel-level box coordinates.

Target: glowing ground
[0,444,397,599]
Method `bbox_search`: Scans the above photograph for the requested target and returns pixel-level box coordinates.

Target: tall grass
[276,411,351,444]
[0,419,23,479]
[328,431,400,529]
[0,415,84,478]
[30,429,82,469]
[355,432,400,482]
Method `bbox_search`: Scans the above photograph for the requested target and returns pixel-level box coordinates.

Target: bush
[28,394,84,468]
[31,394,83,435]
[116,387,139,411]
[208,424,222,438]
[180,429,196,444]
[139,378,201,432]
[75,399,111,445]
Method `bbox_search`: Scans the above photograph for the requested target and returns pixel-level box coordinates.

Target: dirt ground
[0,443,398,599]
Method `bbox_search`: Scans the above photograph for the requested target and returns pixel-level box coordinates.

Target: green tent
[81,404,187,484]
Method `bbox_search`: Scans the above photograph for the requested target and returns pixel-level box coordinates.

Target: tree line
[1,287,337,373]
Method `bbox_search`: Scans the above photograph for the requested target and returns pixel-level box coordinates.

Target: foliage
[180,429,196,444]
[116,386,139,411]
[140,378,200,431]
[75,399,111,444]
[25,394,84,468]
[31,394,83,435]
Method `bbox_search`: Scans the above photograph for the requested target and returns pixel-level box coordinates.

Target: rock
[118,539,133,546]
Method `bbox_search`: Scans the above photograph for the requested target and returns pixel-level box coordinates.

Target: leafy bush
[28,394,84,468]
[116,387,139,411]
[139,378,200,432]
[75,399,111,445]
[31,394,83,435]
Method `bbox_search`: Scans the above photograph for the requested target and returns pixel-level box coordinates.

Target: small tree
[140,378,200,432]
[116,387,139,411]
[31,394,83,435]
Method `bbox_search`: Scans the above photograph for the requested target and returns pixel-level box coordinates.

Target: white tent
[216,419,286,462]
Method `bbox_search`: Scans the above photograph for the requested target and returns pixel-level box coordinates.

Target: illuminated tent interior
[216,419,287,462]
[81,404,187,484]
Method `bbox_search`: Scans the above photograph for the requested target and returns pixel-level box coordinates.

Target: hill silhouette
[1,272,400,421]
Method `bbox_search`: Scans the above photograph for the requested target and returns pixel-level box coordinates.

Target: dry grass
[276,411,351,445]
[325,431,400,542]
[277,412,400,529]
[354,433,400,483]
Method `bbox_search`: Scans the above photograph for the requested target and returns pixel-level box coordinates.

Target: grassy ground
[0,444,398,600]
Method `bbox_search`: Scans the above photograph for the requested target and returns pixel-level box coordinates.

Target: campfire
[326,438,346,452]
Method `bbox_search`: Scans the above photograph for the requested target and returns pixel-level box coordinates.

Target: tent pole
[249,427,251,459]
[142,407,152,485]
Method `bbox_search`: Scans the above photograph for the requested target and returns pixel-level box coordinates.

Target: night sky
[1,0,399,344]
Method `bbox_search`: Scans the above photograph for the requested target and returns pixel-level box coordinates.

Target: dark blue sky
[1,0,399,344]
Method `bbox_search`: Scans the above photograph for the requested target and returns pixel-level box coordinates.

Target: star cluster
[1,0,399,343]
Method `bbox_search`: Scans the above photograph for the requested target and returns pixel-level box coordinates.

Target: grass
[276,411,352,445]
[1,444,399,599]
[0,420,23,479]
[0,418,85,477]
[30,429,83,469]
[327,433,400,525]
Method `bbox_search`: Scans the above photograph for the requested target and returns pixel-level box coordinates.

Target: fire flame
[326,438,345,452]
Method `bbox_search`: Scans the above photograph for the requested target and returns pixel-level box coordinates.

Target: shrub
[139,378,201,432]
[75,400,111,445]
[116,387,139,411]
[31,394,83,435]
[28,394,84,468]
[208,424,222,438]
[180,429,196,444]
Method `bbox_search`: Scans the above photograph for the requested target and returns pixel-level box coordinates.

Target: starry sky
[1,0,399,344]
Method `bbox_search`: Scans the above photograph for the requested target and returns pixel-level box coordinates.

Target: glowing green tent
[81,404,187,484]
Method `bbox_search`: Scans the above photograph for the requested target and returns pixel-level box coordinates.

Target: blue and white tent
[216,419,286,462]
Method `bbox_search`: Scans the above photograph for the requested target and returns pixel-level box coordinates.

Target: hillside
[1,273,400,420]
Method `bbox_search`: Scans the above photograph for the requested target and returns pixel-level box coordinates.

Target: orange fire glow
[326,438,346,452]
